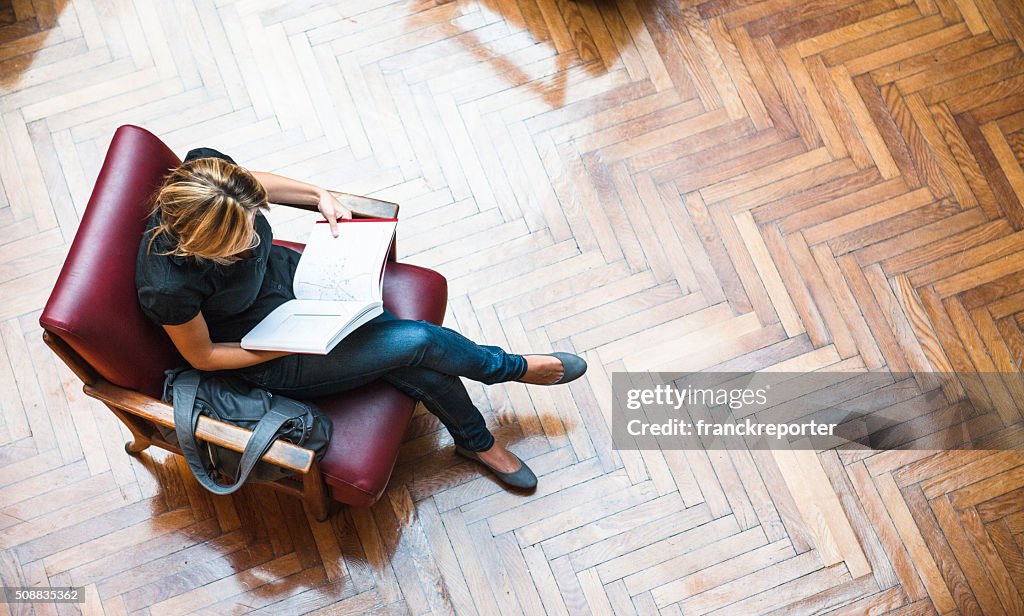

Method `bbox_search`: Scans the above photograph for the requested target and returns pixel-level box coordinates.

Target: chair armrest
[275,190,399,219]
[85,380,316,473]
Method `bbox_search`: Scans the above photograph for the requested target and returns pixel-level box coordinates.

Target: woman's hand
[317,190,353,237]
[250,171,352,237]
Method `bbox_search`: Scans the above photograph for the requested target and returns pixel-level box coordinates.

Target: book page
[292,220,396,302]
[274,313,344,339]
[241,299,370,353]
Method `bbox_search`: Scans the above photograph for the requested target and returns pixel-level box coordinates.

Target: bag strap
[231,395,309,488]
[171,371,308,495]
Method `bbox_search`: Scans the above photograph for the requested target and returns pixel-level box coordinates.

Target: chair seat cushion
[311,382,417,506]
[273,241,448,506]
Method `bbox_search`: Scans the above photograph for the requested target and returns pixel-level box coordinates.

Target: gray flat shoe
[455,445,538,489]
[518,352,588,386]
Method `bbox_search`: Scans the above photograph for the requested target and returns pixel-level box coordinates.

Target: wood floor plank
[875,473,958,613]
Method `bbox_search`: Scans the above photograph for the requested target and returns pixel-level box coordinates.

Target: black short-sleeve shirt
[135,147,301,343]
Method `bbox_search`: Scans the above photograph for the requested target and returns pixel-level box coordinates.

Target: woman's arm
[251,171,353,237]
[163,311,290,371]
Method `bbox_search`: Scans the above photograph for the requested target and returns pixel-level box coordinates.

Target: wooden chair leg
[124,439,150,456]
[302,462,332,522]
[105,404,155,456]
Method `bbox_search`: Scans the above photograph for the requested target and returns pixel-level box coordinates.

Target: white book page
[292,221,396,302]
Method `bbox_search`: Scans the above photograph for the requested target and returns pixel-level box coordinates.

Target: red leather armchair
[39,125,447,520]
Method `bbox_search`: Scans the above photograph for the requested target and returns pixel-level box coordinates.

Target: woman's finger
[325,206,340,237]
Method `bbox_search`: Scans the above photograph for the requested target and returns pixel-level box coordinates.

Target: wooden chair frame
[44,191,399,522]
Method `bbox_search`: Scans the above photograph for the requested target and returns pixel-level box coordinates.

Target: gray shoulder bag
[160,367,333,494]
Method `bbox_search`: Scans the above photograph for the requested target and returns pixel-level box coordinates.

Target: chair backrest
[40,125,184,399]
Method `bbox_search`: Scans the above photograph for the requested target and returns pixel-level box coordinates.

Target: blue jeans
[226,308,529,451]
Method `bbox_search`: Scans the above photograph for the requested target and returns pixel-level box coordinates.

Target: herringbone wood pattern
[1,0,1023,614]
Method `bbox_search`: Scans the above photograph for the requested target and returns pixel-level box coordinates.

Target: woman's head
[146,157,269,265]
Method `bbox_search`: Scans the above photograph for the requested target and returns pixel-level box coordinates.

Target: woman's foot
[456,442,538,489]
[475,442,522,473]
[516,352,588,385]
[517,355,564,385]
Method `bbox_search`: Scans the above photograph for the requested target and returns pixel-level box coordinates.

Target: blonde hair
[145,157,269,265]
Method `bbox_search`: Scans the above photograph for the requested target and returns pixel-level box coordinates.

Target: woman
[135,147,587,489]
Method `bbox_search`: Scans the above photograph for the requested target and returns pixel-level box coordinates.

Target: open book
[240,218,398,354]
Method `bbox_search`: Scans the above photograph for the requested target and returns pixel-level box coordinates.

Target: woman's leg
[381,366,493,452]
[383,366,527,473]
[238,308,529,398]
[228,308,528,473]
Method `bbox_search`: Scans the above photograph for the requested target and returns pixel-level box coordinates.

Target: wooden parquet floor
[2,0,1024,614]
